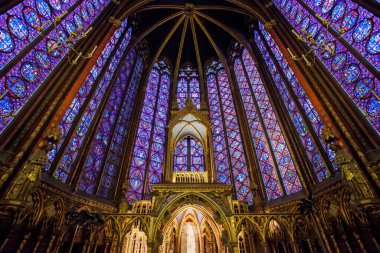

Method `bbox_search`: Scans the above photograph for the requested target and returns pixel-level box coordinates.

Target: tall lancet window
[254,23,337,181]
[77,53,144,197]
[232,45,302,200]
[46,19,132,183]
[206,59,253,205]
[177,65,201,109]
[127,59,171,204]
[174,136,205,172]
[0,0,111,134]
[273,0,380,134]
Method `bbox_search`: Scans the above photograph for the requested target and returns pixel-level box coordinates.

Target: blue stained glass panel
[78,48,136,195]
[45,19,128,176]
[274,0,380,135]
[177,65,201,109]
[127,60,171,204]
[0,0,110,134]
[256,25,336,180]
[206,60,253,204]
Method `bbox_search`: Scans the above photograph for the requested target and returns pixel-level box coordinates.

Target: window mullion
[213,71,238,198]
[239,55,287,196]
[94,51,139,195]
[142,71,162,199]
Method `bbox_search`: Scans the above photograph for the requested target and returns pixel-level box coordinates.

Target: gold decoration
[334,148,374,200]
[7,143,53,201]
[321,127,339,144]
[264,20,276,30]
[109,16,122,27]
[47,126,63,143]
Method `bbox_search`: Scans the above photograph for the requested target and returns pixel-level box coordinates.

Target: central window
[174,136,205,172]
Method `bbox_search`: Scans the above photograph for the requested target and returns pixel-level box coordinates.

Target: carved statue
[221,230,229,245]
[332,144,373,200]
[44,200,58,220]
[118,181,129,213]
[300,191,314,214]
[213,210,222,224]
[322,127,373,201]
[6,127,61,201]
[327,201,340,219]
[156,230,164,245]
[7,142,53,201]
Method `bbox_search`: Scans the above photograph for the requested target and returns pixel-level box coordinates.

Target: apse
[0,0,379,253]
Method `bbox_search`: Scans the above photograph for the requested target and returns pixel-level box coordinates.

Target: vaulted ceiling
[129,1,257,71]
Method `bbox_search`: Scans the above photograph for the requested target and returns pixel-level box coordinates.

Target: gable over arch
[165,99,216,182]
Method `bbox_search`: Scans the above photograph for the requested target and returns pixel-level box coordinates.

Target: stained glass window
[255,23,337,181]
[77,48,138,195]
[127,59,171,204]
[0,0,110,134]
[274,0,380,135]
[232,45,303,199]
[0,0,78,67]
[99,57,144,199]
[174,136,205,172]
[177,65,201,109]
[46,20,130,183]
[206,60,253,205]
[174,138,188,172]
[300,0,379,71]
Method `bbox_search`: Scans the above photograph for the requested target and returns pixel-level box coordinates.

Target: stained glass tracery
[274,0,380,135]
[300,0,380,71]
[99,57,144,199]
[77,48,138,195]
[0,0,77,67]
[46,20,131,184]
[206,60,253,205]
[255,24,337,181]
[232,45,303,199]
[177,65,201,109]
[127,59,171,204]
[174,136,205,172]
[0,0,110,134]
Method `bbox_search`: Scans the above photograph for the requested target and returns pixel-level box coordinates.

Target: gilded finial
[264,20,276,30]
[109,16,122,27]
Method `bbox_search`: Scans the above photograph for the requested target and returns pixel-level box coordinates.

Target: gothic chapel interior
[0,0,380,252]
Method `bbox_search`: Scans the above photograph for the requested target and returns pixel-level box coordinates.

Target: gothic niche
[165,99,216,184]
[160,205,222,253]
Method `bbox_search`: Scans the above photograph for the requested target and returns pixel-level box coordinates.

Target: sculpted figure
[118,182,129,213]
[322,127,373,201]
[327,201,340,219]
[333,144,373,200]
[7,143,53,201]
